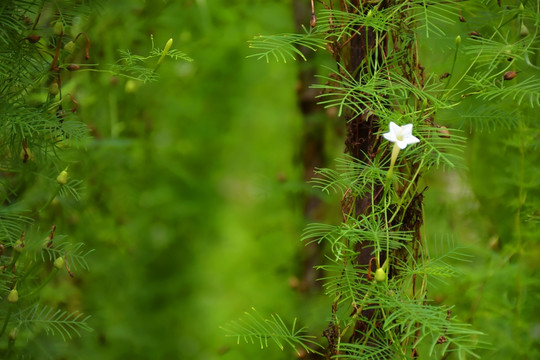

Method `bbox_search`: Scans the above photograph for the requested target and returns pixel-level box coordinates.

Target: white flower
[383,122,420,149]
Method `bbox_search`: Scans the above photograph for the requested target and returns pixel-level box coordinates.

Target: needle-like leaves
[16,304,92,341]
[221,308,322,355]
[247,30,327,63]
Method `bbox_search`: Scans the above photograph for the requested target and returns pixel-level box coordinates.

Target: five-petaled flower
[383,122,420,179]
[383,122,420,149]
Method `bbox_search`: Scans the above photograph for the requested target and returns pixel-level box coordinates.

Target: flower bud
[64,41,76,54]
[13,239,24,253]
[49,82,59,96]
[455,35,461,48]
[520,24,529,37]
[20,147,32,162]
[8,327,18,342]
[54,257,64,270]
[7,289,18,303]
[374,268,386,282]
[366,10,373,19]
[519,3,524,12]
[56,168,68,185]
[53,21,63,36]
[156,38,173,68]
[125,79,140,93]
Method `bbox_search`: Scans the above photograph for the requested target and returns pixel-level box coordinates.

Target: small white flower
[383,122,420,149]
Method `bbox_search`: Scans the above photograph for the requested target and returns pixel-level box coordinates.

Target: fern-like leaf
[457,103,519,132]
[407,1,458,37]
[467,74,540,107]
[39,239,93,272]
[316,261,372,306]
[408,125,466,170]
[17,304,92,341]
[247,29,326,63]
[0,207,33,244]
[383,299,483,359]
[337,333,399,359]
[221,308,321,355]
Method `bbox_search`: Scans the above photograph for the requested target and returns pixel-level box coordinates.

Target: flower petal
[396,140,408,149]
[389,122,401,135]
[401,123,413,136]
[383,131,397,142]
[405,135,420,145]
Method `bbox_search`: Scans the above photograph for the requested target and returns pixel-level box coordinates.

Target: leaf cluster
[221,308,322,355]
[0,0,95,355]
[229,0,539,359]
[16,304,92,342]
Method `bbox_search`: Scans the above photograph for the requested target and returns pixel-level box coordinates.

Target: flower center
[396,132,404,141]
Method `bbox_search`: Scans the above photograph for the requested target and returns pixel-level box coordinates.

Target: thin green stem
[442,38,460,92]
[21,268,59,299]
[340,287,373,338]
[514,122,526,322]
[0,303,14,338]
[389,157,424,225]
[38,185,61,213]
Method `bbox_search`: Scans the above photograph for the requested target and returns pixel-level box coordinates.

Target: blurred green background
[33,1,539,359]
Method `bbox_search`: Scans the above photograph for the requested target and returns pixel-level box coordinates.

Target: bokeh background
[32,1,539,359]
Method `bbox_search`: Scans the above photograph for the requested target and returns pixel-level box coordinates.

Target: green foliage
[247,28,327,63]
[233,0,539,359]
[0,0,196,357]
[0,0,96,353]
[17,304,92,341]
[221,308,321,355]
[111,36,193,82]
[50,1,305,359]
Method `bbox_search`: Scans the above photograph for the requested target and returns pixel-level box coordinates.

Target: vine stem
[514,121,526,322]
[0,303,14,337]
[388,156,425,226]
[20,268,59,300]
[38,185,61,213]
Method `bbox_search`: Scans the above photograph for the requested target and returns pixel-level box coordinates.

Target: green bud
[455,35,461,48]
[64,41,76,54]
[13,239,24,253]
[53,21,63,36]
[20,147,33,162]
[366,10,373,19]
[56,168,68,185]
[125,79,140,93]
[519,3,524,12]
[54,257,64,270]
[49,82,59,96]
[8,327,18,342]
[7,289,18,303]
[164,38,173,54]
[156,38,173,68]
[520,24,529,37]
[374,268,386,282]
